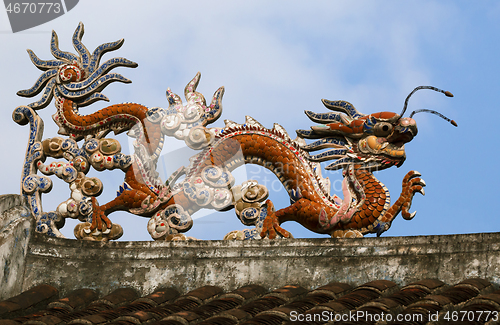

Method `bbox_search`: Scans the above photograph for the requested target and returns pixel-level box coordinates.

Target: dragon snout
[389,118,418,146]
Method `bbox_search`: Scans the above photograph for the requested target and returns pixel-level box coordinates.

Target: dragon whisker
[409,109,458,127]
[400,85,453,117]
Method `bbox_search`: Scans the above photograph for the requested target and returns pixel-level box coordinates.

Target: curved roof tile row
[0,278,498,325]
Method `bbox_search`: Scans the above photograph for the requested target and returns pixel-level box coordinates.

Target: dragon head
[297,86,456,171]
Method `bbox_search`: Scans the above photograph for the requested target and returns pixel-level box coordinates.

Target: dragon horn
[184,72,207,106]
[203,86,225,125]
[185,72,201,94]
[210,87,224,110]
[165,88,182,107]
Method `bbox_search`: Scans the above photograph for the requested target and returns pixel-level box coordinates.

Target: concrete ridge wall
[2,195,499,299]
[22,230,500,297]
[0,194,32,300]
[0,194,26,229]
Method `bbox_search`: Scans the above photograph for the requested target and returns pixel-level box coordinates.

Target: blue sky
[0,1,498,241]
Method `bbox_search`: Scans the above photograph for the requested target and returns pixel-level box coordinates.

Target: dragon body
[15,23,453,241]
[179,117,424,239]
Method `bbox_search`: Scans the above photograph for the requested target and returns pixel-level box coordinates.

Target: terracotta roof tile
[465,292,500,309]
[3,279,500,324]
[461,294,500,324]
[309,283,352,300]
[92,288,139,307]
[132,287,179,307]
[207,308,249,323]
[24,314,62,325]
[179,286,223,304]
[0,302,20,317]
[0,285,58,320]
[113,286,223,323]
[405,279,446,291]
[384,286,429,306]
[237,295,285,317]
[266,285,308,301]
[0,320,21,325]
[250,283,352,325]
[222,285,267,301]
[48,288,98,311]
[118,309,157,323]
[357,280,398,295]
[334,288,381,310]
[458,278,493,291]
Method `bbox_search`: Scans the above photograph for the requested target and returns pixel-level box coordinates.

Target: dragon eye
[373,122,393,136]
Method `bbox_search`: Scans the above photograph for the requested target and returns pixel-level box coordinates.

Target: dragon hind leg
[260,198,334,239]
[87,188,152,231]
[260,200,292,239]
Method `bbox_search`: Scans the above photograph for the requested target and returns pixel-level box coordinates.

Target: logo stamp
[3,0,79,33]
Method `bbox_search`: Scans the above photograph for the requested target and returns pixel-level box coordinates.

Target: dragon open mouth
[387,130,415,147]
[353,151,405,170]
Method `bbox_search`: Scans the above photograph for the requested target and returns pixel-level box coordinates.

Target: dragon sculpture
[14,23,456,241]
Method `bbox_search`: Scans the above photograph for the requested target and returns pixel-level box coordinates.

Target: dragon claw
[90,197,113,232]
[383,170,426,225]
[406,171,421,181]
[405,211,417,220]
[260,200,291,239]
[401,209,417,220]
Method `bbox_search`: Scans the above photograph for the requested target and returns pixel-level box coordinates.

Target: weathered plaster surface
[22,230,500,297]
[0,194,31,299]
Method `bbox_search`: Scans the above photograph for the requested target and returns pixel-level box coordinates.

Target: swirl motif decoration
[14,23,456,241]
[17,22,137,110]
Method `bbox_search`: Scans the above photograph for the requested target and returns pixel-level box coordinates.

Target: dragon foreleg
[378,170,426,232]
